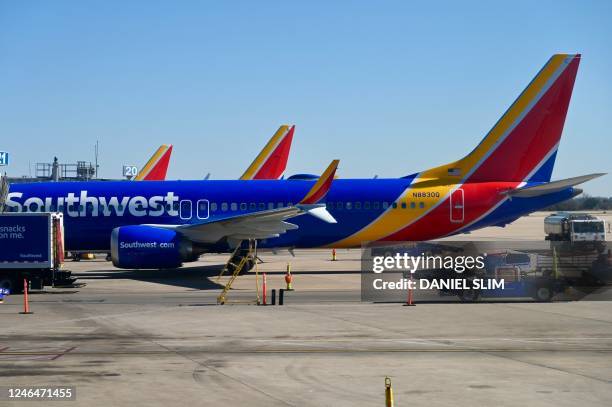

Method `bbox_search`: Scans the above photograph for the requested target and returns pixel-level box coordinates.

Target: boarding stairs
[217,240,258,305]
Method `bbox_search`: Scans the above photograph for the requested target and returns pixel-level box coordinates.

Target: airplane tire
[239,258,256,274]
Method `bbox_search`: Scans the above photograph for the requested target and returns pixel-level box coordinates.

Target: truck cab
[545,212,606,243]
[569,219,606,242]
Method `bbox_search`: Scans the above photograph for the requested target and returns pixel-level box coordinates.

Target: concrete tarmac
[0,212,611,406]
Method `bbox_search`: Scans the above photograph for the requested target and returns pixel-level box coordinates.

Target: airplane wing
[240,125,295,180]
[174,206,302,243]
[504,173,605,198]
[150,160,339,245]
[134,145,173,181]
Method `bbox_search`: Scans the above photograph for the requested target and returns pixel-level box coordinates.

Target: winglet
[240,125,295,180]
[134,144,173,181]
[299,160,339,204]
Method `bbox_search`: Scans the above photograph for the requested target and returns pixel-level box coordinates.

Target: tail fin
[240,125,295,180]
[134,144,173,181]
[422,54,580,183]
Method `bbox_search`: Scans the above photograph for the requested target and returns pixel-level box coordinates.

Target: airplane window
[355,202,362,210]
[392,202,397,209]
[364,202,371,210]
[401,202,407,209]
[382,202,389,209]
[288,202,293,207]
[419,202,425,208]
[210,202,217,212]
[221,203,228,211]
[277,202,284,208]
[259,203,265,210]
[373,201,380,209]
[268,203,274,210]
[249,202,256,210]
[336,202,343,210]
[231,203,238,211]
[346,202,352,210]
[410,202,416,209]
[240,203,247,211]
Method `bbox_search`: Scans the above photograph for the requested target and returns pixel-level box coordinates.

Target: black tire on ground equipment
[534,284,554,302]
[458,288,481,302]
[0,276,24,294]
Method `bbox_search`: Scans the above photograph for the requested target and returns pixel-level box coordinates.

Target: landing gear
[225,248,256,275]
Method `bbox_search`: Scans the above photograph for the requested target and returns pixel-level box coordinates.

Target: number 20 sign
[123,165,138,178]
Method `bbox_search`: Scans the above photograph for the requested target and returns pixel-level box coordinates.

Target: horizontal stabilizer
[505,173,605,198]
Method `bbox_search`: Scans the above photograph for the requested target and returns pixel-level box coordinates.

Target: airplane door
[180,200,192,220]
[450,188,464,223]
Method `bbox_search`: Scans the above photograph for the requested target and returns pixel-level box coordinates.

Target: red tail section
[423,54,580,183]
[135,145,173,181]
[240,125,295,180]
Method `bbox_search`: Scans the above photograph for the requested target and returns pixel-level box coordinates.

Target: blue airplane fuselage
[6,178,575,251]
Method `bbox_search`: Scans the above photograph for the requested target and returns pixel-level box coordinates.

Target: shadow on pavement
[72,264,226,290]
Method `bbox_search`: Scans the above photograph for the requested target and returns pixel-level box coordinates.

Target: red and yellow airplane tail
[421,54,580,184]
[134,144,173,181]
[240,125,295,180]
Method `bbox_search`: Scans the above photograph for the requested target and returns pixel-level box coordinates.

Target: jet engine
[110,225,198,269]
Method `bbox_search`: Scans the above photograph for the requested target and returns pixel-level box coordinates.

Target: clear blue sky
[1,1,610,195]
